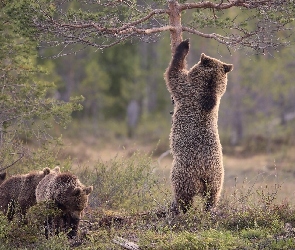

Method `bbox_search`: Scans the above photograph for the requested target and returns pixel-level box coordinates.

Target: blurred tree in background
[1,0,295,152]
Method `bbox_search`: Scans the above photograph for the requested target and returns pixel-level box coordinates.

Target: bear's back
[0,175,22,201]
[36,173,55,202]
[36,171,80,202]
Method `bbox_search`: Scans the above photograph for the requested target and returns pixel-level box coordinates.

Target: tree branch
[179,0,280,11]
[0,152,24,172]
[182,26,231,43]
[25,0,294,55]
[38,8,168,35]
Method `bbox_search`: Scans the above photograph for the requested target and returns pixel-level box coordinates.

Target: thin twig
[0,152,24,172]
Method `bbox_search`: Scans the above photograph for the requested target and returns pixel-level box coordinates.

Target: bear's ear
[0,172,6,180]
[223,64,233,73]
[73,187,82,196]
[43,167,51,175]
[200,53,211,67]
[84,186,93,195]
[53,166,61,173]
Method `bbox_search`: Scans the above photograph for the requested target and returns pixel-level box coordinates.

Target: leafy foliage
[3,0,294,55]
[1,152,295,249]
[0,2,83,172]
[80,152,169,213]
[0,211,70,249]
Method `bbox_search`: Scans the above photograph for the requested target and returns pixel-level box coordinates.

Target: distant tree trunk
[140,42,159,114]
[146,44,158,113]
[127,100,140,138]
[0,124,3,147]
[278,94,287,125]
[56,54,84,102]
[231,109,243,146]
[229,53,243,146]
[59,68,75,102]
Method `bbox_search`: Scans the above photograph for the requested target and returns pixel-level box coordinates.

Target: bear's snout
[71,210,82,220]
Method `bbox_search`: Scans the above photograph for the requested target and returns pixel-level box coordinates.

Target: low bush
[80,152,170,213]
[2,152,295,249]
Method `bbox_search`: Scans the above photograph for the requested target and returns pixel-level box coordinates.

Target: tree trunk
[146,44,158,113]
[229,52,244,146]
[126,100,140,138]
[278,93,286,125]
[139,42,158,113]
[168,0,183,54]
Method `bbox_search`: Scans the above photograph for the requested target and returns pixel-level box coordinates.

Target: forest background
[1,0,295,207]
[1,0,295,248]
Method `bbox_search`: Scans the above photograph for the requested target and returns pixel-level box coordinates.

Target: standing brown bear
[36,171,93,238]
[0,167,52,220]
[164,39,233,214]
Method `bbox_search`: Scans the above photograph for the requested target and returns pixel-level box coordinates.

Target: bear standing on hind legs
[164,39,233,214]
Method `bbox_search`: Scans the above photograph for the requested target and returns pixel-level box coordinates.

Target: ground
[2,135,295,249]
[62,136,295,205]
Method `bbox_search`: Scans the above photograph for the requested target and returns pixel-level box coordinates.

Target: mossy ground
[1,152,295,249]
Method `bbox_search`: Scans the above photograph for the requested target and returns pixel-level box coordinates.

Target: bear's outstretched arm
[168,39,189,76]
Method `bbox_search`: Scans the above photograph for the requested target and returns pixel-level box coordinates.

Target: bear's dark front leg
[67,215,80,238]
[45,215,54,239]
[6,200,16,221]
[168,39,190,75]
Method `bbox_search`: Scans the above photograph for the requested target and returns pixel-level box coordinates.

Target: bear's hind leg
[201,177,222,211]
[171,179,197,215]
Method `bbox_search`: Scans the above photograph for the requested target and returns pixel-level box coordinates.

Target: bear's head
[52,166,61,174]
[42,167,51,176]
[53,173,93,220]
[23,167,51,185]
[189,53,233,96]
[69,186,93,220]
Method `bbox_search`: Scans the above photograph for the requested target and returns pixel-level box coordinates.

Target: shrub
[0,203,70,249]
[80,152,170,213]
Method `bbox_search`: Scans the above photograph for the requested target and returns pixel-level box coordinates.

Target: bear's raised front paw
[177,39,190,52]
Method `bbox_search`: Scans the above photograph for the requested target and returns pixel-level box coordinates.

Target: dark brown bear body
[0,172,6,185]
[164,40,233,214]
[36,172,93,238]
[0,168,51,220]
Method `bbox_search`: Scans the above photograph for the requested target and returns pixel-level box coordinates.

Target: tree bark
[168,0,183,54]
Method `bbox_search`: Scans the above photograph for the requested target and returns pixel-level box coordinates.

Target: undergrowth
[1,152,295,249]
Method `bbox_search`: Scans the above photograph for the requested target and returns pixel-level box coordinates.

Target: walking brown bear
[0,167,51,220]
[36,171,93,238]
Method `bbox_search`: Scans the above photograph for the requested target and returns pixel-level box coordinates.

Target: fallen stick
[113,236,140,250]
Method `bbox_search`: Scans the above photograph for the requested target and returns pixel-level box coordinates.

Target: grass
[2,117,295,249]
[1,151,295,249]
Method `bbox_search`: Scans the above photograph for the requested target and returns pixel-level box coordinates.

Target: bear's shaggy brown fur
[0,167,52,220]
[36,171,93,238]
[164,39,233,214]
[0,172,6,185]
